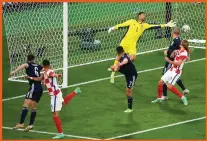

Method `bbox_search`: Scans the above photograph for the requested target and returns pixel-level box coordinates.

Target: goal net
[3,2,205,87]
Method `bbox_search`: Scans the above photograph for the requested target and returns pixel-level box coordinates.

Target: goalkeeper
[108,12,176,83]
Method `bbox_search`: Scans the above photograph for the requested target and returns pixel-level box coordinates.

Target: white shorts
[161,70,181,85]
[50,92,64,112]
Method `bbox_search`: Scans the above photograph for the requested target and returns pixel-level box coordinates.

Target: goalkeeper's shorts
[121,43,136,55]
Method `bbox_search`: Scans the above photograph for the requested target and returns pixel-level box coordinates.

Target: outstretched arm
[10,63,29,76]
[108,19,133,33]
[145,20,176,30]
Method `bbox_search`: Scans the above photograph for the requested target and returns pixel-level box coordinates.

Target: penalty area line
[2,126,101,140]
[2,58,205,102]
[105,116,206,140]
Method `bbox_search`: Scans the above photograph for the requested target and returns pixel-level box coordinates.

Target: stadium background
[2,2,206,139]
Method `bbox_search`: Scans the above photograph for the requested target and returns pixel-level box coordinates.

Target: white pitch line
[2,58,205,102]
[105,116,206,140]
[3,126,101,140]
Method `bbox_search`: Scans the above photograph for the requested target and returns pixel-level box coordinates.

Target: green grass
[2,2,206,140]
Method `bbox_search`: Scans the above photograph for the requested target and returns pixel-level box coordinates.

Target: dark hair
[173,27,180,35]
[116,46,124,55]
[181,40,190,53]
[42,60,50,66]
[138,12,145,16]
[27,54,35,61]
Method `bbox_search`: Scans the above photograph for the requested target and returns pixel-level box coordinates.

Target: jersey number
[34,67,39,77]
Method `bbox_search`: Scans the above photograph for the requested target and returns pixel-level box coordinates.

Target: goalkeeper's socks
[20,107,28,124]
[168,86,182,98]
[163,84,168,96]
[64,92,76,105]
[128,96,133,110]
[176,79,186,91]
[157,84,163,98]
[53,116,63,134]
[29,109,37,126]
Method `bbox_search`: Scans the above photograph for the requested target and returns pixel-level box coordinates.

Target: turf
[2,2,206,140]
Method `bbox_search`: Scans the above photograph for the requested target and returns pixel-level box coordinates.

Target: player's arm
[144,20,176,30]
[108,19,133,33]
[48,71,62,78]
[26,74,43,81]
[10,63,29,76]
[165,56,186,66]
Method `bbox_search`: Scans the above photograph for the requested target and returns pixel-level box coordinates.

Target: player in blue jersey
[161,28,189,100]
[111,46,138,113]
[10,54,43,131]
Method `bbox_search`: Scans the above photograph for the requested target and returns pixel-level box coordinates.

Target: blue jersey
[119,53,137,77]
[167,36,181,60]
[26,62,43,85]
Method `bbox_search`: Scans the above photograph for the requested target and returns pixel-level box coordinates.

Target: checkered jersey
[42,69,60,96]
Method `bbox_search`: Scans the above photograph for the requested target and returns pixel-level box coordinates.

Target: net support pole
[62,2,68,88]
[165,2,172,38]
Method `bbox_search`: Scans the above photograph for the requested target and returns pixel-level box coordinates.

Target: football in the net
[182,24,190,32]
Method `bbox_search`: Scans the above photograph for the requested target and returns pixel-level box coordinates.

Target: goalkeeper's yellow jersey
[115,19,165,54]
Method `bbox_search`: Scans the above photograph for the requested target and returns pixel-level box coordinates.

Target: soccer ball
[182,24,190,32]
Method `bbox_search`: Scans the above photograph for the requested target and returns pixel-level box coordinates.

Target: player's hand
[187,56,190,61]
[24,76,30,79]
[9,71,15,76]
[57,74,62,78]
[165,20,176,27]
[108,27,115,33]
[164,50,167,56]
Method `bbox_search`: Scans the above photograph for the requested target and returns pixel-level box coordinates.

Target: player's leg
[51,95,64,139]
[63,87,81,106]
[176,79,190,95]
[129,54,136,62]
[167,74,188,105]
[124,74,137,113]
[24,88,43,132]
[109,56,119,83]
[13,89,33,129]
[152,70,172,103]
[161,62,171,100]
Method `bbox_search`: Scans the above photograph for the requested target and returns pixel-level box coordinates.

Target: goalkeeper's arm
[108,19,133,33]
[145,20,176,30]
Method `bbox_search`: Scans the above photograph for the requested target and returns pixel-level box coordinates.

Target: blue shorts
[125,73,138,88]
[25,83,43,103]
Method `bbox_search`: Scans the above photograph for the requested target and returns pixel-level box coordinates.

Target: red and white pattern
[170,49,188,74]
[42,69,60,96]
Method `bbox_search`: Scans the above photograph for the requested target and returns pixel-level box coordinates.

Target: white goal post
[3,2,206,88]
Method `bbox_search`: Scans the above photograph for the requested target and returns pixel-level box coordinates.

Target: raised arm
[10,63,29,76]
[144,20,176,30]
[108,19,133,33]
[48,71,62,78]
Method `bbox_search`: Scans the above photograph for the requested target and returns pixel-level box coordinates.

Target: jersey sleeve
[179,51,188,60]
[144,23,165,30]
[46,70,55,77]
[114,19,134,29]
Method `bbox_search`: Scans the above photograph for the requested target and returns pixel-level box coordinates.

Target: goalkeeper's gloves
[108,27,116,33]
[165,20,176,27]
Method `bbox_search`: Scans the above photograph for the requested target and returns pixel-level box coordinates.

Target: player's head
[173,27,180,37]
[180,40,190,53]
[42,60,50,68]
[27,54,35,62]
[137,12,145,22]
[116,46,124,55]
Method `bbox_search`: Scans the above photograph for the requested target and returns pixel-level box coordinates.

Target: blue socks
[29,109,37,126]
[128,96,133,110]
[20,107,28,124]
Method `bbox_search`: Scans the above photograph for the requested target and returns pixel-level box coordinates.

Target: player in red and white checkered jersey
[27,60,81,139]
[152,40,190,105]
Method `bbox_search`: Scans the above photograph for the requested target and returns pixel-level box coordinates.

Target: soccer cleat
[13,123,24,129]
[161,96,168,100]
[52,133,64,139]
[107,68,112,72]
[24,125,33,132]
[110,73,115,83]
[151,98,163,103]
[183,89,190,96]
[74,87,81,94]
[124,109,133,113]
[181,96,188,105]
